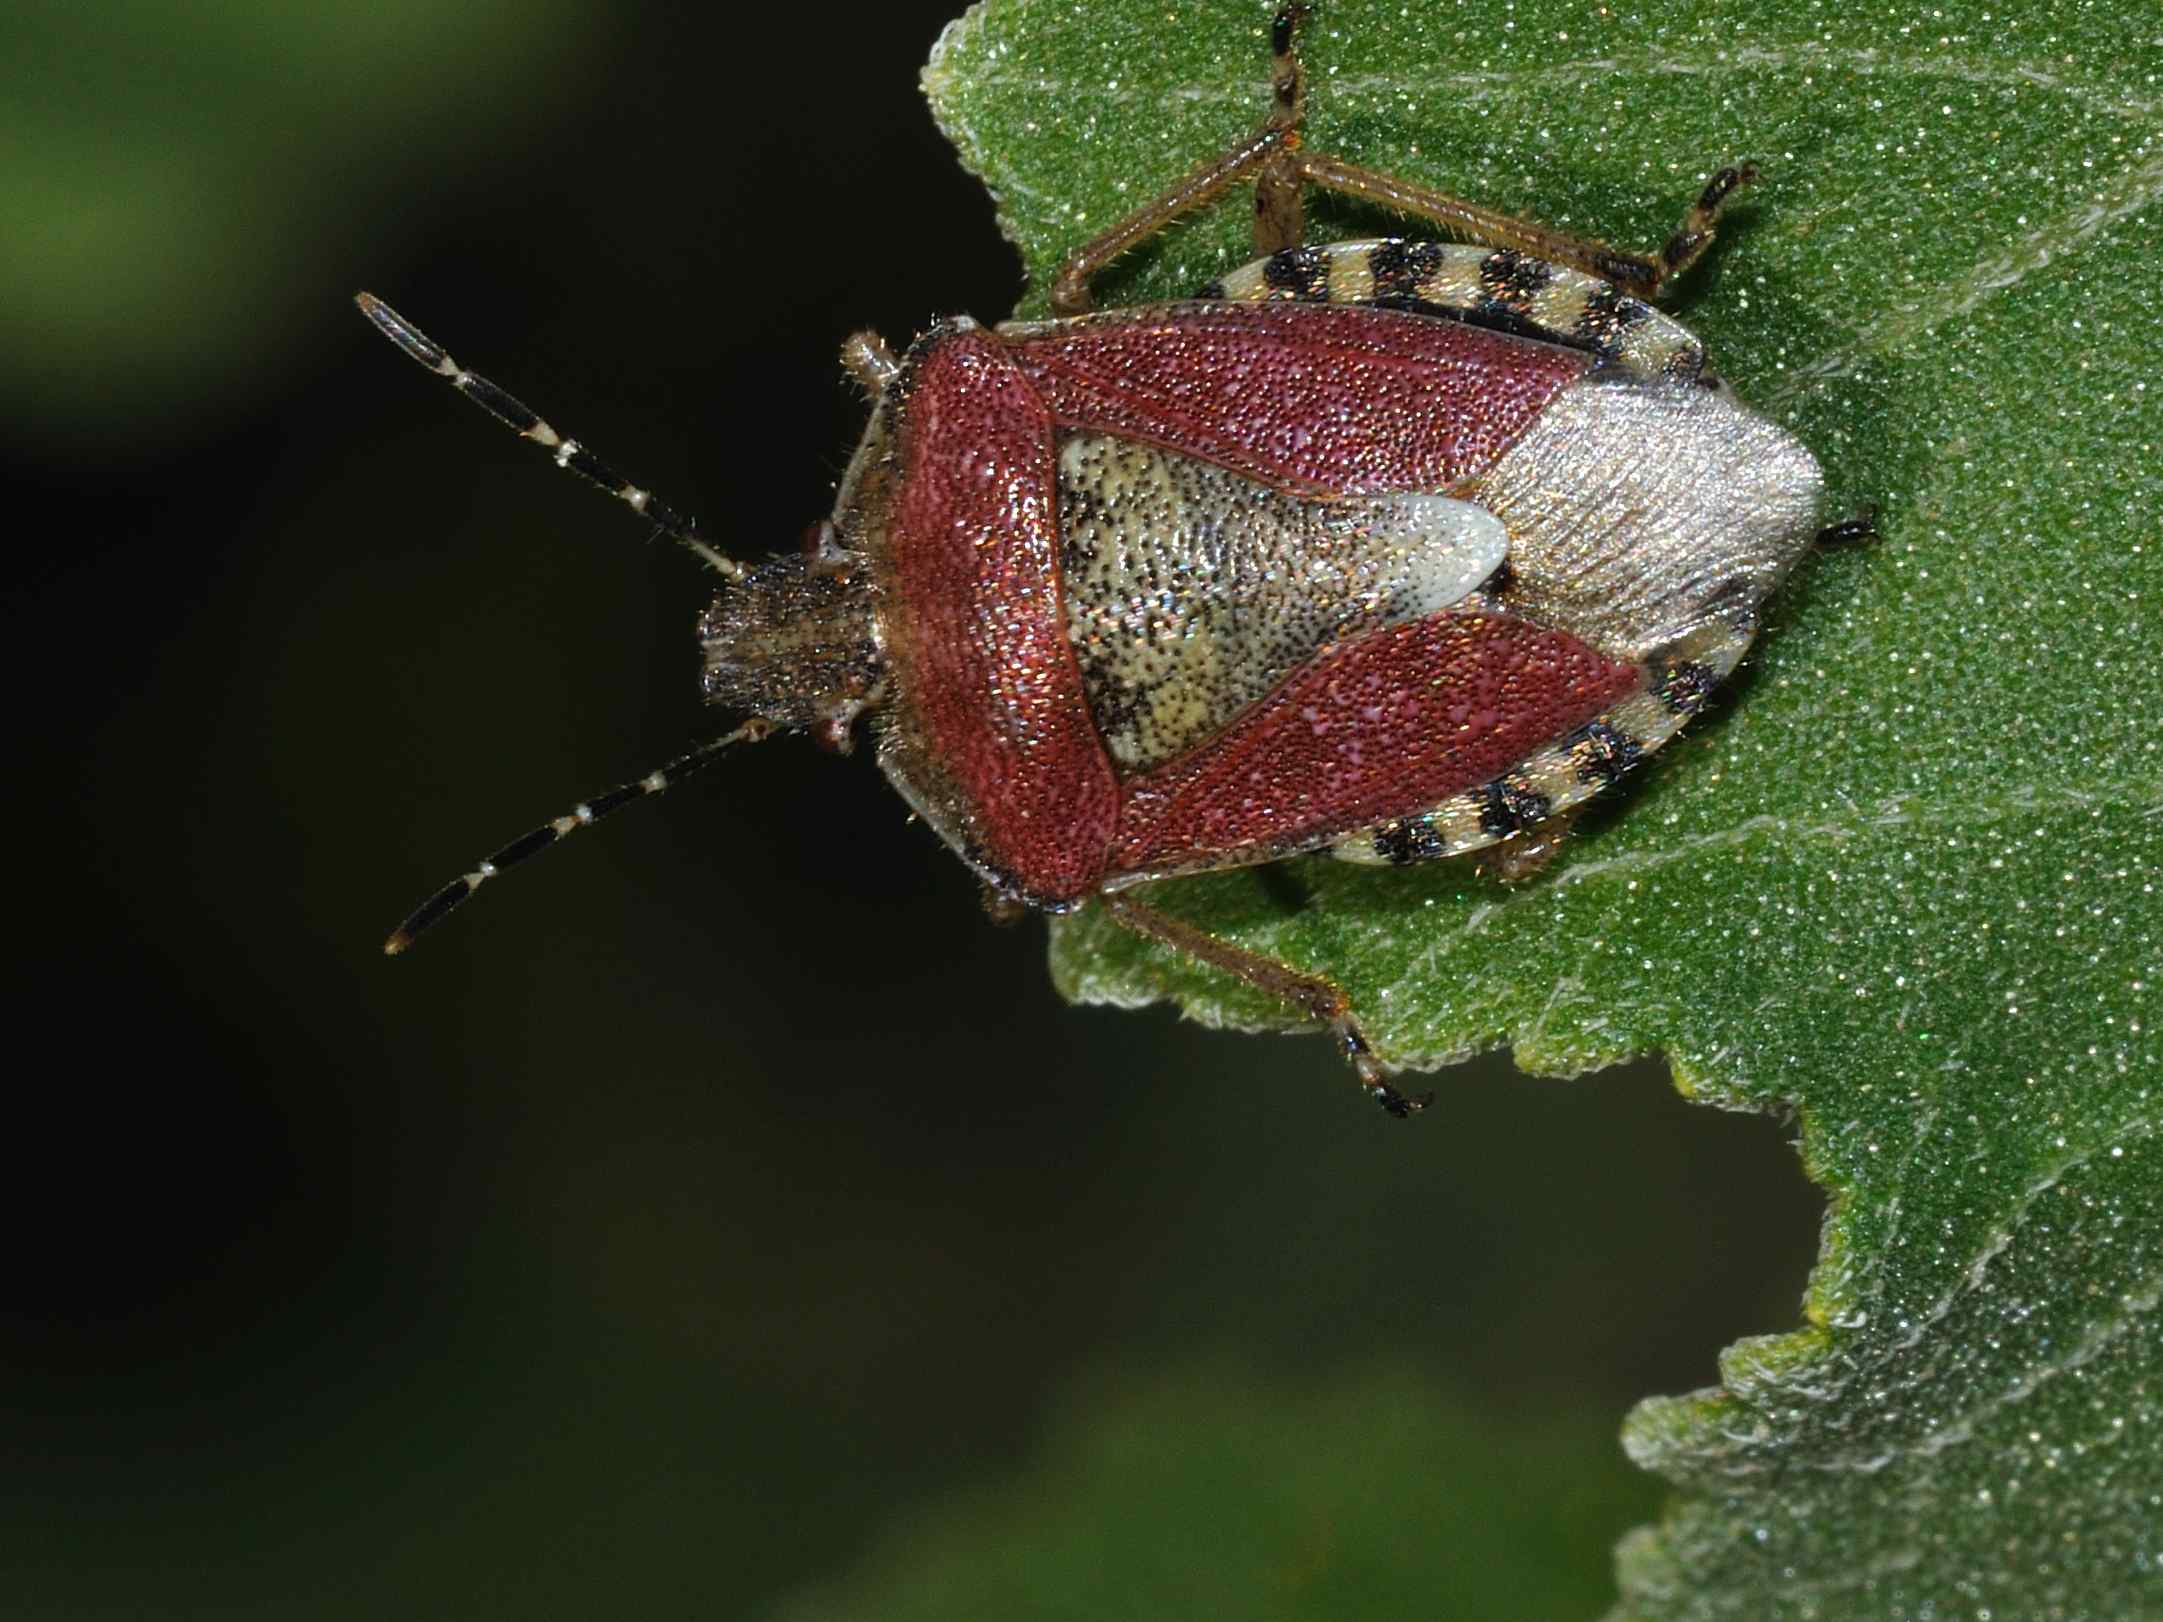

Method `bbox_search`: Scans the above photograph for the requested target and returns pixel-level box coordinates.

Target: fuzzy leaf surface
[926,1,2163,1615]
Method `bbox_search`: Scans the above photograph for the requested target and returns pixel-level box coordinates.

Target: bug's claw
[1814,507,1879,548]
[1370,1082,1433,1119]
[1338,1021,1427,1119]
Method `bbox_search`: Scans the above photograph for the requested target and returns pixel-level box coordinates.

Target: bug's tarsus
[1654,161,1760,287]
[353,292,744,581]
[1700,163,1757,211]
[383,718,775,954]
[1099,890,1417,1118]
[1253,6,1311,253]
[1814,508,1879,548]
[1371,1083,1434,1119]
[1337,1023,1426,1115]
[1269,6,1308,120]
[1270,5,1305,61]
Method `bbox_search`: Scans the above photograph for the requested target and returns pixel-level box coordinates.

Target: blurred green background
[8,2,1825,1614]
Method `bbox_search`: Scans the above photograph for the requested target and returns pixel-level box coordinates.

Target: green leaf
[925,1,2163,1615]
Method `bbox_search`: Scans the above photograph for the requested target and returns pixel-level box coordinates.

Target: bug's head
[699,525,885,754]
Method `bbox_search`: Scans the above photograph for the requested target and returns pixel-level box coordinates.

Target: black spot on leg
[1272,6,1301,58]
[1367,239,1443,300]
[1655,660,1720,716]
[557,442,621,492]
[1262,246,1329,300]
[1193,278,1229,301]
[1570,720,1646,788]
[1477,778,1553,839]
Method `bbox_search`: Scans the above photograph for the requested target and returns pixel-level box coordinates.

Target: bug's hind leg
[1049,7,1312,315]
[1097,889,1432,1118]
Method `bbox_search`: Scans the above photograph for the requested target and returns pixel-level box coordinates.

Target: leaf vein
[1768,142,2163,404]
[949,46,2160,120]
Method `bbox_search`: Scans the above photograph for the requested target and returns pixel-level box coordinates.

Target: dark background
[8,2,1821,1614]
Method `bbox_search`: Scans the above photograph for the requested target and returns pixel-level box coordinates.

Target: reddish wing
[1111,613,1639,877]
[1009,302,1634,878]
[878,328,1119,903]
[1005,302,1591,497]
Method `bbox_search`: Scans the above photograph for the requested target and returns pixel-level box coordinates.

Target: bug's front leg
[1097,889,1433,1118]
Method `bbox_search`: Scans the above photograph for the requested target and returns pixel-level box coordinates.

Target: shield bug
[364,6,1842,1116]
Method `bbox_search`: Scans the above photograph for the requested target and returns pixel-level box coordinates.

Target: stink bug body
[365,7,1836,1116]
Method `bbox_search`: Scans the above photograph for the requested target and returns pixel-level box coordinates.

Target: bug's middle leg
[1097,888,1431,1118]
[1049,7,1312,316]
[1252,4,1751,292]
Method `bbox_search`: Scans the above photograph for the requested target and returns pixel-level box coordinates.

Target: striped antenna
[354,292,743,581]
[385,718,775,954]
